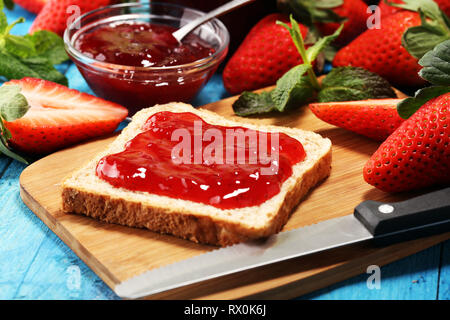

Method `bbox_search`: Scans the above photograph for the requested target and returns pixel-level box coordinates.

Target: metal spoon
[172,0,256,42]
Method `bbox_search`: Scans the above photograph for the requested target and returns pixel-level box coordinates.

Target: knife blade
[115,187,450,299]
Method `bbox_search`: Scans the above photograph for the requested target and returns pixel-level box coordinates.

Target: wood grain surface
[19,91,450,299]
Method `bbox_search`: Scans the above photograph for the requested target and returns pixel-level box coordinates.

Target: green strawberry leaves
[397,85,450,119]
[280,0,347,26]
[0,1,69,85]
[233,16,395,117]
[397,39,450,119]
[0,84,29,164]
[392,0,450,59]
[318,67,397,102]
[418,39,450,85]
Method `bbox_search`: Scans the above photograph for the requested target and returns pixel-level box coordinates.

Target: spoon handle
[172,0,256,42]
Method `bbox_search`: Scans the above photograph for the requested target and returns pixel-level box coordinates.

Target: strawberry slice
[309,99,405,141]
[2,77,128,155]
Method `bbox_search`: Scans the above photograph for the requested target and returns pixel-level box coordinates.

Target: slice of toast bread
[62,103,332,246]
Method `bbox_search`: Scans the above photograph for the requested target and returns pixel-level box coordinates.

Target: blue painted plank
[14,231,119,300]
[438,240,450,300]
[0,156,12,176]
[0,161,45,299]
[299,244,442,300]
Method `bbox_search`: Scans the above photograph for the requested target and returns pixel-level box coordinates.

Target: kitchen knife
[115,187,450,299]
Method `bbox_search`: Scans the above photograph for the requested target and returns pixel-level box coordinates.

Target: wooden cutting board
[19,92,450,299]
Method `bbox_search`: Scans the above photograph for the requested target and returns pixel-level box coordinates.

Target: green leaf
[0,51,42,80]
[283,0,346,25]
[318,67,397,102]
[305,24,343,63]
[20,56,68,86]
[0,52,68,85]
[232,91,276,116]
[3,0,13,10]
[418,39,450,85]
[0,137,28,164]
[0,84,30,121]
[397,85,450,119]
[4,34,36,59]
[401,9,450,59]
[271,64,313,111]
[386,0,443,21]
[0,0,7,33]
[25,30,69,65]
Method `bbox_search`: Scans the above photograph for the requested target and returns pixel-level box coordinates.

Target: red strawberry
[378,0,450,19]
[2,77,128,155]
[363,93,450,193]
[333,11,426,87]
[30,0,111,36]
[222,13,309,95]
[309,99,405,141]
[316,0,370,46]
[14,0,48,14]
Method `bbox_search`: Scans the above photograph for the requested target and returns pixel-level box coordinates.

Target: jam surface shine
[96,112,306,209]
[75,22,215,67]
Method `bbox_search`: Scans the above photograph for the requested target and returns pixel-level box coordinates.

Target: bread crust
[62,103,332,246]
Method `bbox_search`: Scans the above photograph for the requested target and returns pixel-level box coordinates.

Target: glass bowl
[64,2,229,115]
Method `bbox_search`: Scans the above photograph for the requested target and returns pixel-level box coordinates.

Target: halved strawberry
[2,77,128,155]
[309,99,405,141]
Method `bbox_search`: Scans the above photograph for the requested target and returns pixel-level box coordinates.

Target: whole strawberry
[309,99,405,141]
[316,0,370,46]
[14,0,48,14]
[222,13,309,95]
[363,93,450,192]
[333,11,425,87]
[30,0,111,36]
[378,0,450,19]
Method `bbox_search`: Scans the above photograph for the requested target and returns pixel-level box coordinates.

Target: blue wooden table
[1,5,449,300]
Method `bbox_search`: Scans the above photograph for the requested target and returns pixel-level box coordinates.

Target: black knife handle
[354,187,450,245]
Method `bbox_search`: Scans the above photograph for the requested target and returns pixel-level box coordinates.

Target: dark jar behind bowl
[164,0,278,59]
[64,2,229,115]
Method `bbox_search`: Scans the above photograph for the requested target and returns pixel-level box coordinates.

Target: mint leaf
[21,56,68,86]
[25,30,69,65]
[0,0,7,33]
[305,24,343,63]
[4,35,36,59]
[0,51,41,80]
[397,85,450,119]
[271,64,313,111]
[0,4,69,85]
[3,0,13,10]
[233,91,276,116]
[0,84,30,121]
[318,67,397,102]
[418,39,450,85]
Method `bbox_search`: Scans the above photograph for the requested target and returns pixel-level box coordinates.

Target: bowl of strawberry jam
[64,2,229,115]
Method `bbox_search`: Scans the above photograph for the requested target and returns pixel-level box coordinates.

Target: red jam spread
[75,22,215,67]
[96,112,306,209]
[73,22,218,115]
